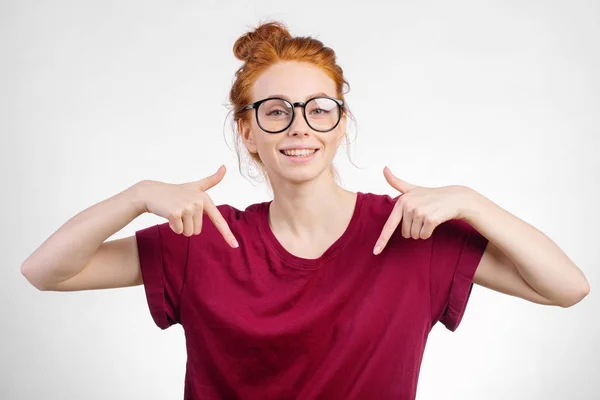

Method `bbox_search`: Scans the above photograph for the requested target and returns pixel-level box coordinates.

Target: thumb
[197,165,227,191]
[384,166,415,193]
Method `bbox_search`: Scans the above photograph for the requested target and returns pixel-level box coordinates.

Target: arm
[21,181,148,291]
[461,187,590,308]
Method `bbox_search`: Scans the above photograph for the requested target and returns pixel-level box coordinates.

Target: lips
[280,148,318,157]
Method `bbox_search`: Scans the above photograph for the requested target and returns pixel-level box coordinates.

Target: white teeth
[282,149,317,157]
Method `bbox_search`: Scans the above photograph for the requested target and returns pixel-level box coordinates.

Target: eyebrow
[264,92,333,101]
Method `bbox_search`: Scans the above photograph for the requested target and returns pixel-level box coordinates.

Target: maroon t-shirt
[135,191,488,399]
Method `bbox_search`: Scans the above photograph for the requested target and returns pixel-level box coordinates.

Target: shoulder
[359,191,475,235]
[359,191,400,219]
[193,200,268,243]
[352,192,403,241]
[214,200,266,223]
[187,200,269,264]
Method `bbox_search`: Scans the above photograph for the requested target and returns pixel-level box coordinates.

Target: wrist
[128,180,151,215]
[457,186,484,222]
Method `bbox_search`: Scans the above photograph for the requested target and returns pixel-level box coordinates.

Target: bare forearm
[21,181,147,287]
[461,187,590,306]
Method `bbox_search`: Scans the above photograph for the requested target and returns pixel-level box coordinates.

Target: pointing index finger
[373,200,403,255]
[203,196,239,248]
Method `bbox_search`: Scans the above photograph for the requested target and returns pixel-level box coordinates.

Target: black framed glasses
[241,96,344,134]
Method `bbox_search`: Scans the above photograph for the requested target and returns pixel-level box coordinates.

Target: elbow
[557,281,590,308]
[21,262,50,291]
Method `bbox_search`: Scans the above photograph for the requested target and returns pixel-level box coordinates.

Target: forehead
[252,61,337,101]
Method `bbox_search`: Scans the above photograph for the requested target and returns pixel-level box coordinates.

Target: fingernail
[231,239,239,248]
[373,245,381,255]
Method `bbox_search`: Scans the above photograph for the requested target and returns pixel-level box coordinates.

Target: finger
[193,202,203,235]
[420,213,439,239]
[411,211,424,239]
[373,200,403,255]
[401,206,413,239]
[169,215,184,235]
[383,166,416,194]
[181,207,194,237]
[196,165,227,192]
[203,195,239,248]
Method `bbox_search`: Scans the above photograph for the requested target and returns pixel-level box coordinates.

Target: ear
[239,119,258,154]
[336,113,347,148]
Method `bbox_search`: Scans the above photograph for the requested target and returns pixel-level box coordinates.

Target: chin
[282,172,319,184]
[279,165,332,185]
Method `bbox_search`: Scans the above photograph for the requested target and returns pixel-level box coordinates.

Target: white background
[2,0,599,399]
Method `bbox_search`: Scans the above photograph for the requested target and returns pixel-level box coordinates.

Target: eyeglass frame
[241,96,345,134]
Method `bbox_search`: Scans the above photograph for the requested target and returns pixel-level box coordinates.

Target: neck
[268,168,355,237]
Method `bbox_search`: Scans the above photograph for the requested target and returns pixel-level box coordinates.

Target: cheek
[246,122,266,151]
[326,129,345,150]
[253,132,278,158]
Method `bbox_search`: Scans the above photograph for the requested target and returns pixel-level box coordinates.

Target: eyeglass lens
[257,98,340,133]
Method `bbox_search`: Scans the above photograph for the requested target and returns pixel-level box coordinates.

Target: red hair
[228,21,353,183]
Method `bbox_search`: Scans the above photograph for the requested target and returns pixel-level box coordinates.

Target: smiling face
[239,61,346,185]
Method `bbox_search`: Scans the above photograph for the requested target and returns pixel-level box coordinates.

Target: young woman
[21,21,590,400]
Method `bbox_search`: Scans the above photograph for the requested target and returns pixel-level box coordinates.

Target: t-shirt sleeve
[429,219,488,332]
[135,222,191,330]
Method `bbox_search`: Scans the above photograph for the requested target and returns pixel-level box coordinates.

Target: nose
[287,105,311,137]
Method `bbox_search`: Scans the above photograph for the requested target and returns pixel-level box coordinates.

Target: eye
[266,108,289,116]
[310,108,329,115]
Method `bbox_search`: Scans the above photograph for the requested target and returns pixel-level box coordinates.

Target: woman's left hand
[373,166,473,255]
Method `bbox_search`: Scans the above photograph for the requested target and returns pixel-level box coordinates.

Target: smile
[280,149,319,157]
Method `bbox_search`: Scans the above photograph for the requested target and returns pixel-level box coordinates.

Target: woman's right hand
[138,165,238,248]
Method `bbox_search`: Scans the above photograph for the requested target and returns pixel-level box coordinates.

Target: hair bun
[233,21,292,61]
